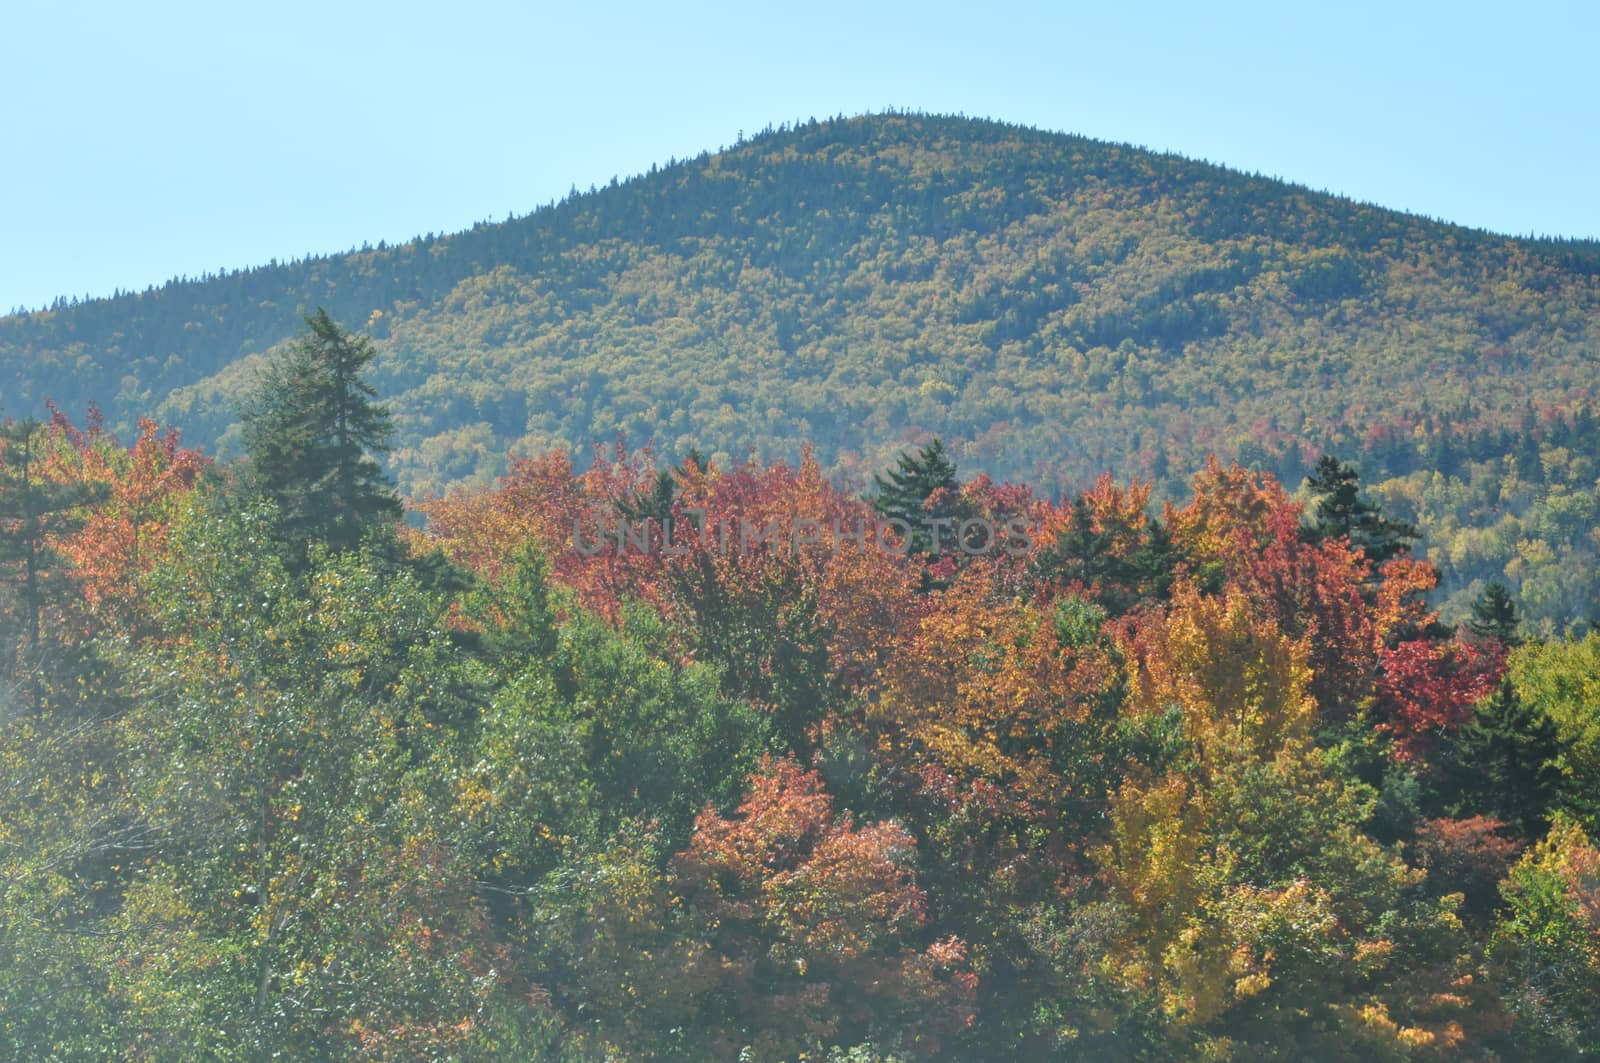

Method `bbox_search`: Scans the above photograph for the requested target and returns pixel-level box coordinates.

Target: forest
[4,113,1600,630]
[3,312,1599,1060]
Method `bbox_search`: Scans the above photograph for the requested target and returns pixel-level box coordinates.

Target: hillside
[3,113,1599,626]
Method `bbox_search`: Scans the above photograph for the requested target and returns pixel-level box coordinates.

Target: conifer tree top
[240,308,401,551]
[1469,580,1522,646]
[1303,454,1418,565]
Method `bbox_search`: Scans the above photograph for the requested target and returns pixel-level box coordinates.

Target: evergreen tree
[1468,580,1521,645]
[872,438,964,554]
[1302,454,1418,564]
[0,419,99,707]
[1031,500,1179,615]
[1127,515,1182,603]
[1443,583,1562,837]
[481,541,560,669]
[617,468,676,528]
[240,309,402,551]
[617,450,707,546]
[1446,687,1565,839]
[1032,495,1110,586]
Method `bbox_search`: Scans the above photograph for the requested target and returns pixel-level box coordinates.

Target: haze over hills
[3,112,1599,626]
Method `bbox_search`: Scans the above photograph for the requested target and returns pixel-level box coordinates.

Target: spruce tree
[1032,495,1111,587]
[616,451,709,546]
[1443,582,1563,837]
[872,438,964,554]
[1302,455,1418,564]
[1446,686,1564,838]
[617,469,677,528]
[240,309,402,551]
[1031,499,1178,615]
[1468,580,1521,645]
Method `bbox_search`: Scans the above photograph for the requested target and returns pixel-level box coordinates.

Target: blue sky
[5,0,1597,313]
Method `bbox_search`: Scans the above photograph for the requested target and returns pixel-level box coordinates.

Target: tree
[1442,583,1562,836]
[1227,502,1378,721]
[1302,455,1418,564]
[1098,583,1484,1057]
[51,415,207,629]
[240,308,401,551]
[1468,579,1521,645]
[873,438,967,555]
[672,757,977,1059]
[1444,682,1565,838]
[1509,632,1600,831]
[1491,817,1600,1056]
[113,501,512,1057]
[869,565,1116,820]
[0,418,100,707]
[1374,637,1503,761]
[1411,815,1523,920]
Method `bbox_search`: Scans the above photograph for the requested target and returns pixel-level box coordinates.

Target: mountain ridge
[5,112,1598,463]
[4,111,1600,627]
[17,111,1588,319]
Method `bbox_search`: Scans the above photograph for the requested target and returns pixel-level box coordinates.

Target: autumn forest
[6,115,1600,632]
[4,114,1600,1060]
[2,301,1599,1059]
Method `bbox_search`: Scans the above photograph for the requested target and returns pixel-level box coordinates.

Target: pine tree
[872,438,964,554]
[1468,580,1521,645]
[1444,583,1562,837]
[1302,455,1417,564]
[240,309,402,551]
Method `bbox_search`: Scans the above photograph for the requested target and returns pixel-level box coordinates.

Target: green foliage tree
[1302,455,1418,564]
[556,604,773,844]
[1441,583,1562,836]
[1490,817,1600,1057]
[240,308,401,552]
[1468,579,1522,644]
[109,496,520,1057]
[616,467,678,527]
[0,418,101,709]
[1031,497,1179,614]
[873,438,966,554]
[477,540,561,668]
[0,420,54,657]
[1444,685,1565,839]
[0,655,129,1060]
[1510,632,1600,831]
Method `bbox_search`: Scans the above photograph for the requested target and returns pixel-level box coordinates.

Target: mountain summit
[3,112,1597,502]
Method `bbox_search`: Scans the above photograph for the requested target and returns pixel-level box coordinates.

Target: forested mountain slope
[3,113,1599,627]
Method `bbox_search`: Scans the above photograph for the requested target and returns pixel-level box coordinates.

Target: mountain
[3,113,1599,627]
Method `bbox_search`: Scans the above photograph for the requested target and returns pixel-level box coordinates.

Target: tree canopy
[4,414,1600,1057]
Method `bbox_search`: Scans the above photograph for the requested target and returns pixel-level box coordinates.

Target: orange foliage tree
[672,756,977,1059]
[48,413,208,627]
[868,566,1119,820]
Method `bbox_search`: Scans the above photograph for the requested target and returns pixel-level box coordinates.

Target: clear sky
[5,0,1597,314]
